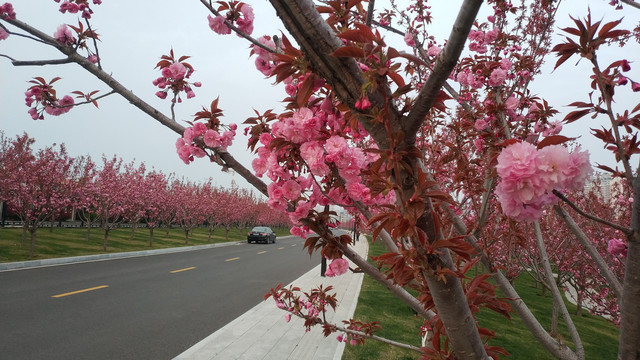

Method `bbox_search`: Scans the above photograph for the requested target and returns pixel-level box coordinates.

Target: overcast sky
[1,1,638,193]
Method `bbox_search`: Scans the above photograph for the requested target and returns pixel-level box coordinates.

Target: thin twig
[552,189,632,235]
[11,58,74,66]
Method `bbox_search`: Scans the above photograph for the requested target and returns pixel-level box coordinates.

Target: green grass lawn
[343,239,619,359]
[0,225,291,263]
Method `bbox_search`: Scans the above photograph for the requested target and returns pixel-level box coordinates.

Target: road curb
[0,237,293,272]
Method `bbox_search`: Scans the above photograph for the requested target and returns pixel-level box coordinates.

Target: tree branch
[533,221,585,360]
[404,0,483,138]
[3,16,271,198]
[552,189,632,235]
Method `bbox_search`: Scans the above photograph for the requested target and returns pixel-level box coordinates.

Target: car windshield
[251,227,269,232]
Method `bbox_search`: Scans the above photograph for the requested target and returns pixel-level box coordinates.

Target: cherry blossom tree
[70,154,99,241]
[139,170,169,246]
[2,1,640,359]
[0,133,75,256]
[171,179,207,244]
[92,155,129,251]
[120,162,147,240]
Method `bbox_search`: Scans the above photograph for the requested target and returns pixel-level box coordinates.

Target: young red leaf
[536,135,575,149]
[332,46,365,59]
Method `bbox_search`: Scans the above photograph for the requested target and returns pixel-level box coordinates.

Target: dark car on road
[247,226,276,244]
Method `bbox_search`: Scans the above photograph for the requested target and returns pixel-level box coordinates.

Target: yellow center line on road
[257,251,267,255]
[225,257,240,262]
[291,244,297,246]
[278,247,285,250]
[170,267,196,273]
[52,285,108,298]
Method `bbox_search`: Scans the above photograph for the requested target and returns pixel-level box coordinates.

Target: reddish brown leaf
[536,135,575,149]
[331,46,365,58]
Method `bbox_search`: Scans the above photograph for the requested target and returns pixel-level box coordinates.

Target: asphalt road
[0,235,321,359]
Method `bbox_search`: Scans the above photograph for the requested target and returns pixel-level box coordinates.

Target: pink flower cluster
[324,257,349,277]
[495,141,592,222]
[207,3,254,36]
[607,238,627,257]
[55,0,101,19]
[53,24,75,45]
[404,32,416,47]
[457,57,513,89]
[0,26,8,40]
[175,122,236,164]
[25,85,75,120]
[0,2,16,20]
[252,36,277,76]
[153,62,201,101]
[468,28,497,54]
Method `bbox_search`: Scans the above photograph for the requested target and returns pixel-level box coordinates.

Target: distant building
[584,172,613,202]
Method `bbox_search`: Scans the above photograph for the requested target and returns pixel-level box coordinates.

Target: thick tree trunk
[184,228,190,244]
[444,205,579,360]
[149,227,154,247]
[424,249,489,359]
[102,228,110,252]
[129,223,138,241]
[550,294,560,337]
[28,228,37,257]
[21,223,27,246]
[208,225,214,242]
[618,175,640,359]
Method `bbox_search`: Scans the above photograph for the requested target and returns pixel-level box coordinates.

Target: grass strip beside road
[0,226,291,263]
[343,239,619,360]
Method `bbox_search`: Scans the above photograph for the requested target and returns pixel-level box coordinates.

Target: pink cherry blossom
[207,15,231,35]
[0,27,8,40]
[404,32,416,47]
[427,46,442,57]
[255,56,273,76]
[620,59,631,72]
[355,97,371,110]
[327,258,349,277]
[252,157,267,177]
[162,62,187,80]
[44,95,74,116]
[203,129,221,148]
[281,179,302,200]
[53,24,75,45]
[324,266,335,277]
[0,3,16,20]
[607,238,627,257]
[488,68,507,87]
[236,4,254,35]
[284,314,291,323]
[253,36,276,59]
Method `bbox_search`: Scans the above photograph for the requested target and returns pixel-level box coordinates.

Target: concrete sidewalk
[174,237,369,360]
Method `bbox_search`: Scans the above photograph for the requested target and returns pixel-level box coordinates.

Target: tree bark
[102,228,110,252]
[554,206,623,299]
[29,228,36,257]
[149,227,154,247]
[443,205,579,360]
[618,174,640,359]
[533,222,585,360]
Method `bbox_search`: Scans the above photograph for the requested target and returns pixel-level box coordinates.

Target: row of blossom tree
[2,0,639,358]
[0,133,290,256]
